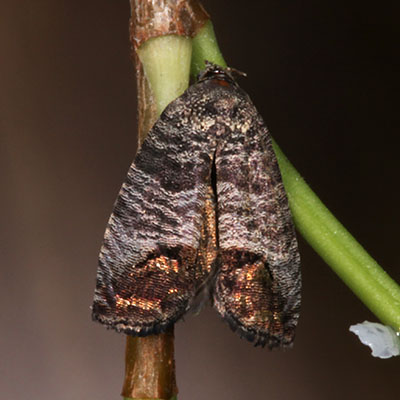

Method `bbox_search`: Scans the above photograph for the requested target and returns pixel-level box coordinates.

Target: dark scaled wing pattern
[92,92,219,336]
[211,89,301,347]
[92,66,301,348]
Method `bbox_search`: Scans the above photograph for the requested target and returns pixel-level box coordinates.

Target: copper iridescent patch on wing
[214,250,298,348]
[93,246,203,335]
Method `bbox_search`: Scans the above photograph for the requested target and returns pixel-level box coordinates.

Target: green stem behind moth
[190,20,400,331]
[191,20,227,75]
[138,35,192,116]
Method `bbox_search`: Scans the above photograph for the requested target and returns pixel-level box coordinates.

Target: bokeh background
[1,1,399,399]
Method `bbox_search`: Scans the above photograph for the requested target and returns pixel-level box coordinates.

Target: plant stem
[123,330,177,400]
[123,33,192,400]
[190,20,400,331]
[125,1,206,398]
[191,20,227,76]
[273,142,400,328]
[138,35,192,116]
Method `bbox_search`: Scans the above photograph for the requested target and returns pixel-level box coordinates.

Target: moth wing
[92,95,217,336]
[213,98,301,348]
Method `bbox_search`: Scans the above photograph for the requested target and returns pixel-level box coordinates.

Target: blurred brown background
[1,1,399,399]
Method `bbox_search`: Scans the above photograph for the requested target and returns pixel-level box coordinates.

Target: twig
[123,1,209,399]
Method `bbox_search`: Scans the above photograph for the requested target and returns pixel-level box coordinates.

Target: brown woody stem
[122,329,177,399]
[129,0,209,145]
[123,1,210,399]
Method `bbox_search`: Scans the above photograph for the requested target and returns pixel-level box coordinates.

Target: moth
[92,63,301,348]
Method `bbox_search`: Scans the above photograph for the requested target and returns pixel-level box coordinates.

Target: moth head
[198,61,246,87]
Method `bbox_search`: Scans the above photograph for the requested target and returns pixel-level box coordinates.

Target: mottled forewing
[92,92,218,336]
[213,89,301,348]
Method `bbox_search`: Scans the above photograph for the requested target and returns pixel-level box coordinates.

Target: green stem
[191,20,400,331]
[191,20,227,75]
[138,35,192,116]
[273,142,400,328]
